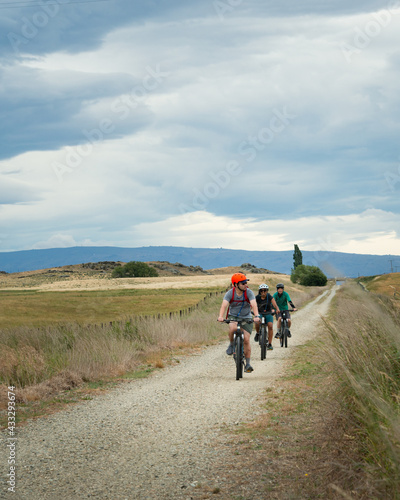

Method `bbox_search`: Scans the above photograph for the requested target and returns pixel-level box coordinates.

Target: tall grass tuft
[322,283,400,498]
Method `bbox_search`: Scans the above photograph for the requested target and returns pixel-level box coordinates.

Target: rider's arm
[289,300,296,309]
[218,299,230,321]
[285,292,296,310]
[250,299,260,322]
[272,298,280,314]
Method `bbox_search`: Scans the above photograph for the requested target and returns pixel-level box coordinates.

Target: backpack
[226,287,249,318]
[258,293,271,313]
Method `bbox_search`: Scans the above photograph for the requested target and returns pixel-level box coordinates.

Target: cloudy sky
[1,0,400,255]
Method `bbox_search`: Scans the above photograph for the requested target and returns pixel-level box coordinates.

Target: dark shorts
[278,310,291,320]
[260,313,274,324]
[227,315,253,334]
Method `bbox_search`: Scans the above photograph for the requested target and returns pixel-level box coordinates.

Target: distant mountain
[0,246,398,278]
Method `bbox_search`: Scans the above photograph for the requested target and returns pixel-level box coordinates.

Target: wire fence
[98,288,229,329]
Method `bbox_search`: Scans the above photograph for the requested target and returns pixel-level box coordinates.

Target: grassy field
[0,287,222,328]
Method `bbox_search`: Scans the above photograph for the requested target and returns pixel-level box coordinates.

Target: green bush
[112,261,159,278]
[291,264,327,286]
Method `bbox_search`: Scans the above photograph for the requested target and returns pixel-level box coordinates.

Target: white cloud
[32,234,112,250]
[1,3,400,255]
[32,234,78,249]
[129,209,400,255]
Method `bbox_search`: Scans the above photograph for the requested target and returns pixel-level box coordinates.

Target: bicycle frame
[223,319,253,380]
[278,309,294,348]
[259,314,268,360]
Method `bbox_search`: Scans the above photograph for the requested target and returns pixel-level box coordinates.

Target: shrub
[291,264,327,286]
[112,261,159,278]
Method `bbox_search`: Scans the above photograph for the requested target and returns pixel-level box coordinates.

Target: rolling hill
[0,246,398,278]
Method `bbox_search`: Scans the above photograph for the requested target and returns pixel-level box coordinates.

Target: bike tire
[260,325,267,360]
[280,323,284,347]
[282,320,288,348]
[235,336,243,380]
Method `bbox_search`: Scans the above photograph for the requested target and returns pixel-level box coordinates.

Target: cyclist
[254,284,280,350]
[217,272,260,373]
[273,283,297,338]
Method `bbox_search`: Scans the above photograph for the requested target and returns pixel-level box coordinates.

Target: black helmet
[276,283,284,289]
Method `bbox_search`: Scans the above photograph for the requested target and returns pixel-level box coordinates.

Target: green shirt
[273,291,292,310]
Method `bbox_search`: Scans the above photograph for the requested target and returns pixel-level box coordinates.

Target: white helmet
[259,283,269,290]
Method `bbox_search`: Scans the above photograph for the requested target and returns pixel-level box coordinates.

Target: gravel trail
[1,287,337,499]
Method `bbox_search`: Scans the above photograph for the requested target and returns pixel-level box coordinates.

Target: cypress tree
[293,244,303,270]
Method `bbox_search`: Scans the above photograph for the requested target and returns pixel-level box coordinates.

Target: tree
[291,264,327,286]
[112,261,158,278]
[293,244,303,270]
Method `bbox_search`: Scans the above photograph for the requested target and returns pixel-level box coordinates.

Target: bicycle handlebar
[278,309,296,317]
[258,310,276,316]
[222,319,254,324]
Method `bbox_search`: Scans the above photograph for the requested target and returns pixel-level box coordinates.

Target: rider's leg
[228,323,237,343]
[275,315,282,338]
[287,318,292,337]
[254,321,260,341]
[243,330,251,359]
[243,330,254,371]
[226,322,238,355]
[267,322,273,344]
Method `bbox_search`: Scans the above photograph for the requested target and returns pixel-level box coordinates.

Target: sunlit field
[0,287,222,328]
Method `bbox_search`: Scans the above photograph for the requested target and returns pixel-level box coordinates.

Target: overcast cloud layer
[1,0,400,257]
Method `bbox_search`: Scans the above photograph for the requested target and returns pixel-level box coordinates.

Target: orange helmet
[231,272,248,285]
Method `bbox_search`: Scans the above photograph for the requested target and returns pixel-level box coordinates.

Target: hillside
[0,245,398,277]
[359,272,400,306]
[0,261,281,293]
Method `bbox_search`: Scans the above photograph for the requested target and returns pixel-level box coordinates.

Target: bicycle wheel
[283,322,288,348]
[280,323,284,347]
[260,324,267,360]
[235,336,243,380]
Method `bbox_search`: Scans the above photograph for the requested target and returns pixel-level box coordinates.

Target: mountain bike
[277,310,295,348]
[223,319,253,380]
[258,311,275,360]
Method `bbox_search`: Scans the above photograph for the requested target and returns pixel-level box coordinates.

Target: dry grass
[319,283,400,498]
[0,293,227,412]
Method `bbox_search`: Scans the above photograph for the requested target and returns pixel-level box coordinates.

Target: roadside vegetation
[231,280,400,498]
[322,282,400,497]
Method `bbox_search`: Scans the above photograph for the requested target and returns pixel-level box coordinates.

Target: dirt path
[1,287,337,499]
